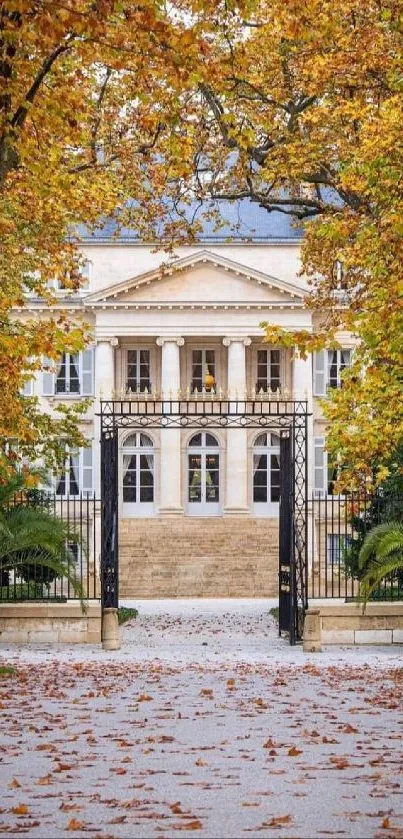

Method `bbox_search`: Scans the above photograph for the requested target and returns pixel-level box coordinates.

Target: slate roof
[77,199,304,243]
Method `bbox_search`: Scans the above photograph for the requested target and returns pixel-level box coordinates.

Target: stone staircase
[119,517,279,598]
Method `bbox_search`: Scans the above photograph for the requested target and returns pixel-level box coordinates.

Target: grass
[269,606,279,622]
[118,606,139,625]
[0,665,16,677]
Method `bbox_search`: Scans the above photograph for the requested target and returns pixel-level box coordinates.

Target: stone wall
[0,603,101,644]
[120,517,279,598]
[317,601,403,644]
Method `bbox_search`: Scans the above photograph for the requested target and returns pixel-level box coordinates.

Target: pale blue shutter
[81,446,93,494]
[313,351,326,396]
[81,349,94,395]
[42,357,55,396]
[314,437,326,496]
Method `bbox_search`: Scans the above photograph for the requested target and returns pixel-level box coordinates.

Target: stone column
[94,338,118,498]
[156,337,184,515]
[223,337,251,515]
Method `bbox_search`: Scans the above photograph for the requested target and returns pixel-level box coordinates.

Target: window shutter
[314,437,326,495]
[81,446,93,493]
[313,351,326,396]
[22,375,34,396]
[80,260,91,290]
[42,357,55,396]
[81,349,94,395]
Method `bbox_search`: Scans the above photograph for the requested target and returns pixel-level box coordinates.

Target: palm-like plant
[0,472,85,608]
[359,522,403,606]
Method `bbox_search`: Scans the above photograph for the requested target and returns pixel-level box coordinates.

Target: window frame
[124,347,153,394]
[43,349,94,397]
[254,347,283,394]
[187,431,221,516]
[121,432,155,517]
[252,432,281,515]
[55,444,93,498]
[313,348,352,396]
[186,345,221,394]
[327,533,352,565]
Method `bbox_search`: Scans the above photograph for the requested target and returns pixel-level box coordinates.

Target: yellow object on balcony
[205,369,215,390]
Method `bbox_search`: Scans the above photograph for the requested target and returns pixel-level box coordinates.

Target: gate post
[279,432,296,642]
[100,430,120,649]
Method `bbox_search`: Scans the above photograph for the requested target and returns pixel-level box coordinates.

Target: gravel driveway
[0,599,402,838]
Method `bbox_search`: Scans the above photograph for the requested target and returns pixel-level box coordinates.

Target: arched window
[122,433,154,516]
[253,433,280,515]
[188,432,220,516]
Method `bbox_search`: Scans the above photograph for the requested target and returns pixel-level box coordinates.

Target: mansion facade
[23,208,354,597]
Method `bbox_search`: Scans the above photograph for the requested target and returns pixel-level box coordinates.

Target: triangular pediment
[85,250,305,306]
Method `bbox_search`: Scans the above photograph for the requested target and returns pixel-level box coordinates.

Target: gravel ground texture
[0,599,402,839]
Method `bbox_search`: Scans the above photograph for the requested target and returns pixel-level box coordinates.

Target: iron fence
[1,492,101,602]
[308,491,403,601]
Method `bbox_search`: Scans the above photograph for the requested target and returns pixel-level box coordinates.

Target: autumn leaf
[172,820,203,831]
[9,778,21,789]
[11,805,29,815]
[66,818,86,831]
[60,804,82,812]
[288,747,303,756]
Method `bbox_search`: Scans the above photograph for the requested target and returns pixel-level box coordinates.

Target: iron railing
[1,493,101,603]
[308,492,403,601]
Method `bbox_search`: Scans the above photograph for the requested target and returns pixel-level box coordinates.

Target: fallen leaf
[60,804,82,812]
[66,818,86,831]
[12,805,29,815]
[137,694,153,702]
[172,820,203,830]
[288,747,303,756]
[37,775,53,785]
[9,778,21,789]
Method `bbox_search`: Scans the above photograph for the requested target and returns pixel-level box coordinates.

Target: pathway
[0,599,402,838]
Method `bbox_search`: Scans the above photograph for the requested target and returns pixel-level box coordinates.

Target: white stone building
[24,203,354,597]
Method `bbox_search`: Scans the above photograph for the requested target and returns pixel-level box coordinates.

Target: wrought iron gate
[99,397,309,643]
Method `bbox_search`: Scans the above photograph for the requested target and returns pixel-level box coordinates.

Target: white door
[253,433,281,516]
[188,432,220,516]
[121,433,154,517]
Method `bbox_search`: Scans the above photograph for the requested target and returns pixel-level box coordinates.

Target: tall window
[327,349,352,389]
[122,433,154,515]
[256,349,281,392]
[191,350,216,392]
[126,349,151,393]
[43,350,94,397]
[188,432,220,515]
[253,433,280,513]
[56,446,93,497]
[313,349,352,395]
